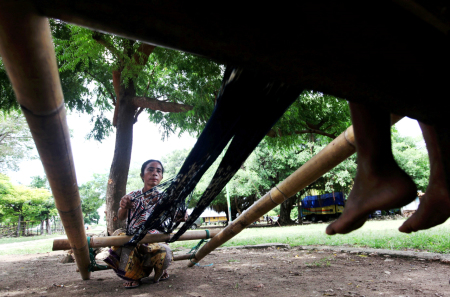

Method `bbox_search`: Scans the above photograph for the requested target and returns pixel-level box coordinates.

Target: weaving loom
[1,1,448,279]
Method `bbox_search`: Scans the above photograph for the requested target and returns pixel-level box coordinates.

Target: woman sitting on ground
[105,159,187,289]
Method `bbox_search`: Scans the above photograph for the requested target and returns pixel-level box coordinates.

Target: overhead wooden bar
[188,115,403,267]
[0,2,90,280]
[28,0,450,124]
[53,229,221,250]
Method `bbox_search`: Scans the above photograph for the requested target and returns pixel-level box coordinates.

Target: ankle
[357,157,398,176]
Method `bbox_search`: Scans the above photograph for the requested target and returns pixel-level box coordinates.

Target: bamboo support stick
[188,115,403,267]
[81,253,197,272]
[0,3,90,280]
[53,229,220,250]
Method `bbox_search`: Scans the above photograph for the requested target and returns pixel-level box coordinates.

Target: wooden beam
[30,0,450,124]
[0,2,90,280]
[53,229,220,250]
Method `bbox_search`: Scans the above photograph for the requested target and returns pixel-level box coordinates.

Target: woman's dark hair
[140,159,164,178]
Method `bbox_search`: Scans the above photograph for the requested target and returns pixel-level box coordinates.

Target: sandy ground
[1,245,450,297]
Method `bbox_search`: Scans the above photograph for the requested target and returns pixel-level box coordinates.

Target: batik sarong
[104,230,172,282]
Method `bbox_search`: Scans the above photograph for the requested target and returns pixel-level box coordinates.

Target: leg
[140,243,172,283]
[326,102,416,235]
[399,122,450,233]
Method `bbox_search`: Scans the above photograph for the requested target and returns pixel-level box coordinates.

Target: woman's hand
[119,195,134,210]
[176,210,189,222]
[118,195,133,220]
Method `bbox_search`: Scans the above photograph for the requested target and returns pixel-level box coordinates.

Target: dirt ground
[1,245,450,297]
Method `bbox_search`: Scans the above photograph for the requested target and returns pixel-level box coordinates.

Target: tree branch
[0,132,10,144]
[91,32,124,65]
[322,124,334,131]
[306,119,326,130]
[84,70,116,103]
[266,128,337,139]
[134,107,144,123]
[132,96,193,113]
[132,43,156,67]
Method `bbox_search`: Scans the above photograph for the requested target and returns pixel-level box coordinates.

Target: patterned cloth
[105,189,173,282]
[104,229,172,282]
[126,189,168,235]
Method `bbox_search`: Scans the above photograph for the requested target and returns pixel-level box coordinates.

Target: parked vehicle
[177,217,203,230]
[370,210,382,218]
[301,192,345,222]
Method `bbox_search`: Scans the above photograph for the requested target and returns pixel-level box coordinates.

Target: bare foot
[160,270,169,281]
[399,181,450,233]
[399,121,450,233]
[326,163,417,235]
[124,280,140,289]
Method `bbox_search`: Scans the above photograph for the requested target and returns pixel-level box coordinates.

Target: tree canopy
[49,21,224,141]
[0,174,53,234]
[78,173,107,224]
[0,110,36,172]
[391,130,429,192]
[266,91,351,147]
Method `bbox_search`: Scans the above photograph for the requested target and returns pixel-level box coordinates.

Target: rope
[187,230,214,267]
[188,229,210,254]
[87,237,109,272]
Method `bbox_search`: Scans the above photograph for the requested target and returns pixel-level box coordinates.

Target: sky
[6,114,422,186]
[7,111,197,185]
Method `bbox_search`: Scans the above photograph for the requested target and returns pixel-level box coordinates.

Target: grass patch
[0,234,63,245]
[2,219,450,255]
[170,218,450,254]
[0,239,55,255]
[306,257,332,267]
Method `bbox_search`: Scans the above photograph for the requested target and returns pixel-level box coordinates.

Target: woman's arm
[118,195,134,220]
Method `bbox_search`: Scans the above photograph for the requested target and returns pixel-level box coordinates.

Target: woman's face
[141,161,163,190]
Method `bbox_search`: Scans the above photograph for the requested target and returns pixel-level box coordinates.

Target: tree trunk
[46,217,52,235]
[40,220,44,235]
[16,215,22,236]
[279,198,294,225]
[105,84,137,235]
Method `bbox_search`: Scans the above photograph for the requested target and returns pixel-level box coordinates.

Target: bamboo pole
[53,229,221,250]
[0,3,90,280]
[82,253,198,272]
[188,115,403,267]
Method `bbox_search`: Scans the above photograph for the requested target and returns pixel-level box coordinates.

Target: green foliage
[51,21,223,141]
[0,110,36,171]
[0,58,18,111]
[267,90,351,147]
[27,175,57,223]
[0,175,53,223]
[160,136,357,218]
[79,173,107,224]
[145,49,223,139]
[125,167,144,194]
[29,176,49,189]
[391,130,429,191]
[228,140,355,209]
[161,148,191,177]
